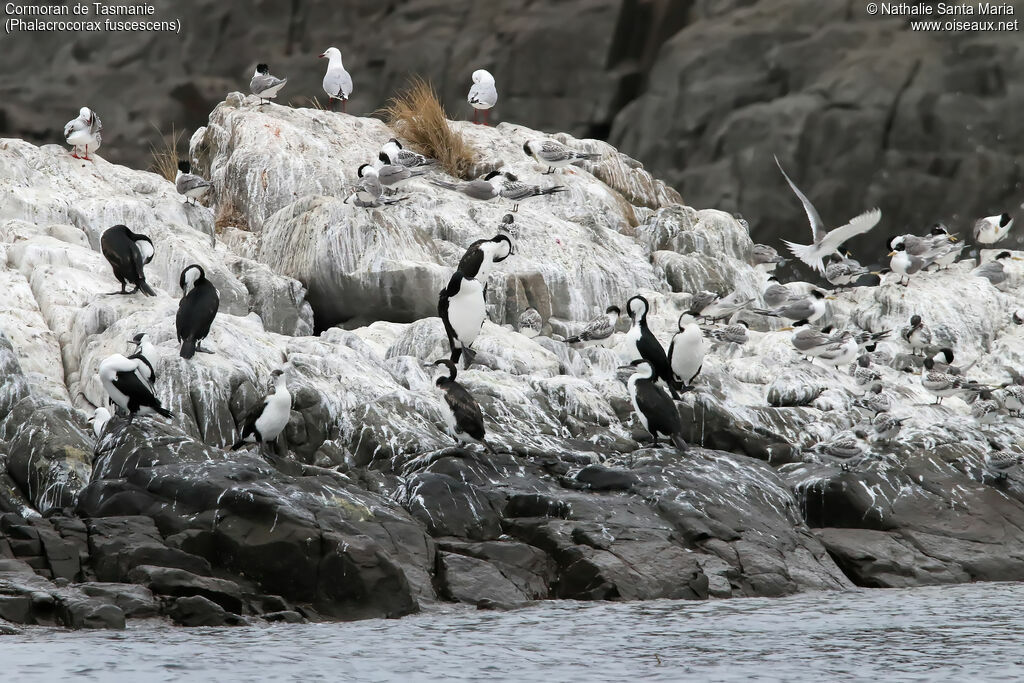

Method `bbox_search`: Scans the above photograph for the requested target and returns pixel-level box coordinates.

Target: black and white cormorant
[128,332,158,381]
[176,264,220,359]
[625,295,680,399]
[458,234,514,279]
[668,313,705,390]
[438,271,485,369]
[429,359,493,453]
[232,369,292,452]
[99,353,172,421]
[624,359,687,450]
[100,224,156,296]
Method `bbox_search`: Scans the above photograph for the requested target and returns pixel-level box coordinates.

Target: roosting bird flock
[62,49,1024,475]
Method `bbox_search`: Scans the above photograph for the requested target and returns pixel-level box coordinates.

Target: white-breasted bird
[973,212,1014,245]
[522,139,600,175]
[776,156,881,273]
[64,106,102,160]
[249,63,287,105]
[175,160,213,206]
[468,69,497,125]
[232,369,292,452]
[319,47,353,112]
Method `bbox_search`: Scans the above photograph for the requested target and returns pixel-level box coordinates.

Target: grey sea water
[3,582,1024,682]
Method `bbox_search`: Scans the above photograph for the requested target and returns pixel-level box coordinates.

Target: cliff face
[2,93,1024,629]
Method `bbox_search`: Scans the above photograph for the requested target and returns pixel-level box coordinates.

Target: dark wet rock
[815,528,967,588]
[437,540,554,600]
[87,517,213,582]
[126,565,244,614]
[76,419,426,620]
[78,582,160,618]
[0,396,93,514]
[438,552,531,607]
[0,558,125,629]
[167,595,241,628]
[575,464,639,491]
[263,609,305,623]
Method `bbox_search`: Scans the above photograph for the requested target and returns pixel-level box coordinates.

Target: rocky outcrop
[4,94,1024,629]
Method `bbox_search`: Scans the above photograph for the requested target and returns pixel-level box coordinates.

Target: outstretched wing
[775,155,826,243]
[821,209,882,252]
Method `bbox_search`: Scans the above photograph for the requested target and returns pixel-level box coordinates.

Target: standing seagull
[176,264,220,359]
[319,47,353,112]
[497,172,567,212]
[974,213,1014,245]
[232,369,292,452]
[668,313,705,390]
[64,107,102,160]
[565,306,621,347]
[438,271,486,369]
[522,139,600,174]
[458,234,514,279]
[429,359,494,453]
[175,160,213,206]
[99,354,172,422]
[775,156,881,273]
[625,295,680,399]
[468,69,497,125]
[623,359,688,450]
[249,63,287,105]
[100,225,156,296]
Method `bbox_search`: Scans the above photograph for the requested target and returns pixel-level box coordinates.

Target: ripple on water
[2,583,1024,682]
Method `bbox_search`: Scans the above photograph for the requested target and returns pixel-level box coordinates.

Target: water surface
[3,582,1023,681]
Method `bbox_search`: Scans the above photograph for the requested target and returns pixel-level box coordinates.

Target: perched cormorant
[458,234,514,279]
[668,313,705,390]
[438,271,485,369]
[232,369,292,452]
[624,359,687,450]
[429,359,493,453]
[100,225,156,296]
[625,295,680,399]
[99,353,172,421]
[176,264,219,359]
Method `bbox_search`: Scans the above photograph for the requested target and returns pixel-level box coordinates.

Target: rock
[263,610,304,623]
[574,464,639,491]
[126,565,244,614]
[167,595,240,627]
[78,582,160,619]
[438,552,530,607]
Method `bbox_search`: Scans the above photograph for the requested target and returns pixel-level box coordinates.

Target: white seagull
[468,69,497,125]
[319,47,353,112]
[64,107,102,160]
[776,156,881,273]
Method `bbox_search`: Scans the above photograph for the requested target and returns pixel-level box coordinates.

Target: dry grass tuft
[381,77,476,179]
[289,96,328,111]
[148,124,184,182]
[214,198,248,233]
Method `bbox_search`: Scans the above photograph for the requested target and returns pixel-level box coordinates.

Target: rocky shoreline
[2,96,1024,630]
